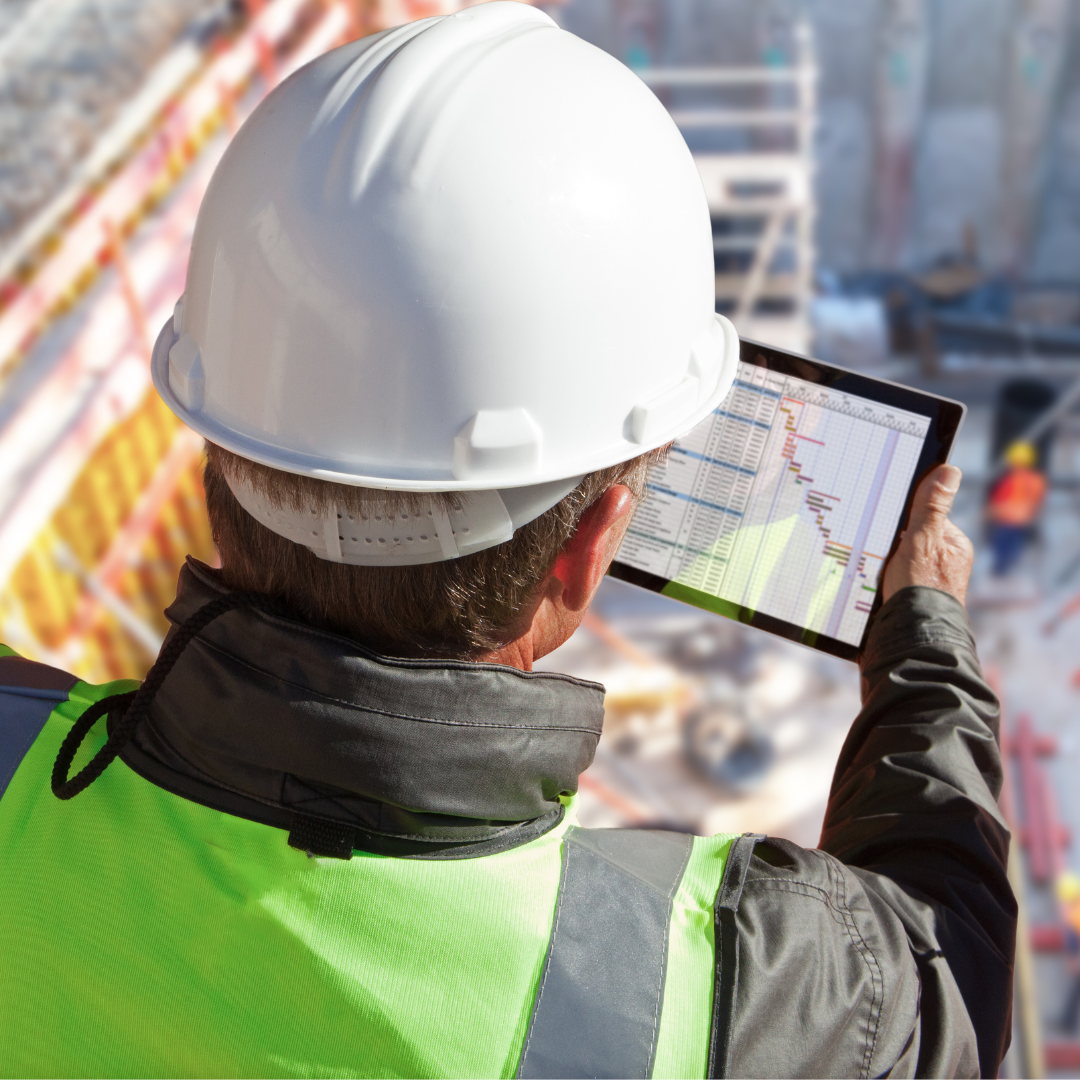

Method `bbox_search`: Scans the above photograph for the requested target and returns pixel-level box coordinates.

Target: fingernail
[938,465,961,492]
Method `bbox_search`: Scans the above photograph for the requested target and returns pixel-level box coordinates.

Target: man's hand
[882,464,974,606]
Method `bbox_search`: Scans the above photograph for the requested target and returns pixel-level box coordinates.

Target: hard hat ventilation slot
[630,376,700,444]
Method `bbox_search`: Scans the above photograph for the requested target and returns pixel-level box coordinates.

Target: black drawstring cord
[52,591,289,800]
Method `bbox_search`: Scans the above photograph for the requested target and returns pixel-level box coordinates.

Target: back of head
[203,441,662,658]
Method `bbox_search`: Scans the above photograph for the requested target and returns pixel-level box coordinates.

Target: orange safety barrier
[1045,1042,1080,1070]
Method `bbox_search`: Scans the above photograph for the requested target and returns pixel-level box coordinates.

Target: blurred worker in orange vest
[987,440,1047,576]
[1057,872,1080,1032]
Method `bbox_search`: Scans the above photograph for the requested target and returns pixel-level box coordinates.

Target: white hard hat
[153,1,738,564]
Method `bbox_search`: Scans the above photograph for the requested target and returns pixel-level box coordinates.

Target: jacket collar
[121,560,605,857]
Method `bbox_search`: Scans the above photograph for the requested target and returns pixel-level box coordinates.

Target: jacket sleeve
[820,585,1014,1076]
[718,587,1014,1079]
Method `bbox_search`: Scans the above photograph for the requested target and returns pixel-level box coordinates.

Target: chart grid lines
[618,360,929,646]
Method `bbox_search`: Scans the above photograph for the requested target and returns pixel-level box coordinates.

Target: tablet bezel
[608,337,967,662]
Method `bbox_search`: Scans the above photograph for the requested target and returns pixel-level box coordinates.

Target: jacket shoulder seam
[822,853,883,1080]
[742,855,884,1079]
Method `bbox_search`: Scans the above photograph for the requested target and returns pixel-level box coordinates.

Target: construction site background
[2,0,1080,1075]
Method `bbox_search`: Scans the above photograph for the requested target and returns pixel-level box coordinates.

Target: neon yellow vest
[0,666,735,1078]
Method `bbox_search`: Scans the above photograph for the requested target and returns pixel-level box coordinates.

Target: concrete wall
[1031,11,1080,281]
[805,0,880,273]
[551,0,1080,282]
[909,0,1012,269]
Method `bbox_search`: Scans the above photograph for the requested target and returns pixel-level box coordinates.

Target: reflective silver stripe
[517,826,693,1080]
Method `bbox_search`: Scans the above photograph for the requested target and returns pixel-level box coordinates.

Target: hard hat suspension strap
[223,472,581,566]
[323,503,343,562]
[431,502,459,560]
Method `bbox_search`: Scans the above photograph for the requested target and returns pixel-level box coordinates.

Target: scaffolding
[640,21,816,354]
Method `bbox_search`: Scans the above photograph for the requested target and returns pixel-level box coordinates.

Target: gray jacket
[6,560,1013,1078]
[711,586,1013,1078]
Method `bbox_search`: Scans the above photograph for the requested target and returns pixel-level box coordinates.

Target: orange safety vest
[1063,898,1080,942]
[989,466,1047,527]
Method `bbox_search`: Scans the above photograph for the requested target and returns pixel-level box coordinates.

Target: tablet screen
[612,344,962,659]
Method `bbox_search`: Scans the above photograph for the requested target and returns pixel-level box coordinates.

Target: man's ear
[550,485,636,612]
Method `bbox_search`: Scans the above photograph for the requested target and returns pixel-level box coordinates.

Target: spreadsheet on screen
[619,360,930,647]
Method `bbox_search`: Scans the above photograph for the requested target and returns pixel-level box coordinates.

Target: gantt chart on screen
[619,361,929,646]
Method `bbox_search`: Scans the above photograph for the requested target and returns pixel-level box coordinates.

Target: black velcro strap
[288,813,355,859]
[517,826,693,1079]
[707,832,765,1079]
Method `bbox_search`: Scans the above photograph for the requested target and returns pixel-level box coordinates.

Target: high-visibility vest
[988,466,1047,527]
[0,651,736,1078]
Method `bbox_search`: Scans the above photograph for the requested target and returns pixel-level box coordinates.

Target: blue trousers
[990,523,1030,577]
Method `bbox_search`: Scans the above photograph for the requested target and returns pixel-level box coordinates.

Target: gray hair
[203,442,663,658]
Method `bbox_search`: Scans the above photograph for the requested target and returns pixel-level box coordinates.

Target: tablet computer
[609,338,966,661]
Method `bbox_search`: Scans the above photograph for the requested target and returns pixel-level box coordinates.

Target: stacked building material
[0,0,351,679]
[0,0,227,248]
[0,0,530,681]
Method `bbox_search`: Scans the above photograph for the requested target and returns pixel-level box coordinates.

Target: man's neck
[480,636,537,671]
[474,592,587,672]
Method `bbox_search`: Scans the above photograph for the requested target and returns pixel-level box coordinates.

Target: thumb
[907,465,961,532]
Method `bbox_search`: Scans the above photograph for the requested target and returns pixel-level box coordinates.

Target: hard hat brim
[151,314,741,492]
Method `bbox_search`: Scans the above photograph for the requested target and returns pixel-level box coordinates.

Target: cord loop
[52,591,288,800]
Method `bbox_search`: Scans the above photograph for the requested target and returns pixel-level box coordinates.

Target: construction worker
[987,440,1047,576]
[1057,872,1080,1033]
[0,5,1014,1077]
